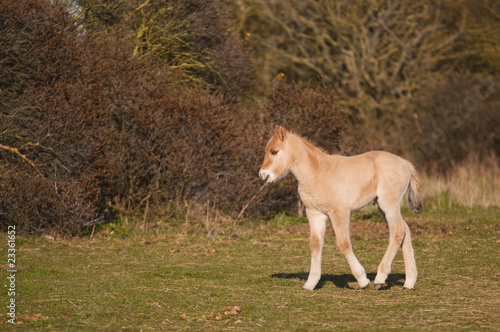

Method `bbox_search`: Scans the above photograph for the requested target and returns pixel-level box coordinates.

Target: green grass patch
[1,206,499,330]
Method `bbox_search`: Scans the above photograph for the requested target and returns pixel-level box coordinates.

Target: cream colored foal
[259,126,422,290]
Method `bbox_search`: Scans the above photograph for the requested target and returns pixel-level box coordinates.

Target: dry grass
[421,154,500,208]
[2,206,499,331]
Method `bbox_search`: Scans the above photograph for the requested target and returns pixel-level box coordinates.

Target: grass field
[1,205,499,331]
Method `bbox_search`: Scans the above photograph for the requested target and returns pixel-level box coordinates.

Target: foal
[259,126,422,290]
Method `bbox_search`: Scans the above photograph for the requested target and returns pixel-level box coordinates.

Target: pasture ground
[1,205,499,331]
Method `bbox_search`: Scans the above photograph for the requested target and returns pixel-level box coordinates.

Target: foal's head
[259,126,291,183]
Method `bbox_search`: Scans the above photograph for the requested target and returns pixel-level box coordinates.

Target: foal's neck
[289,133,328,185]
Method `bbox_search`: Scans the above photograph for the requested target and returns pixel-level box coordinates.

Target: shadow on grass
[271,272,405,290]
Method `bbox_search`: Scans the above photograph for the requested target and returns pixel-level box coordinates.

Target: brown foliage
[247,81,347,215]
[409,73,500,172]
[262,81,346,154]
[100,50,256,213]
[0,0,106,232]
[0,0,347,233]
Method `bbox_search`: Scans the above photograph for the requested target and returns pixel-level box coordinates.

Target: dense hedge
[0,0,346,234]
[0,1,107,232]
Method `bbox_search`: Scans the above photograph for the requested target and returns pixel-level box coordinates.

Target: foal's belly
[350,192,377,211]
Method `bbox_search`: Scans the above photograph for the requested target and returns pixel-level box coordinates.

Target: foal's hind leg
[303,208,328,290]
[330,209,370,289]
[401,224,418,289]
[374,201,417,289]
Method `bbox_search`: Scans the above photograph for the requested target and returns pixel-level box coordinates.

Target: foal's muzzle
[258,169,271,183]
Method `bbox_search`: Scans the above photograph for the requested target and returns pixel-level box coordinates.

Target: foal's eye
[271,149,279,155]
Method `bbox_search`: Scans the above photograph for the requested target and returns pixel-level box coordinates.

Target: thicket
[235,0,500,169]
[0,1,107,232]
[75,0,257,97]
[0,0,346,234]
[408,73,500,171]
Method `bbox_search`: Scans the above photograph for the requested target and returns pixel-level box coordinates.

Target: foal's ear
[275,125,287,141]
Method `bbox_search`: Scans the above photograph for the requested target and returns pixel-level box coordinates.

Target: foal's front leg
[303,208,328,291]
[330,209,370,289]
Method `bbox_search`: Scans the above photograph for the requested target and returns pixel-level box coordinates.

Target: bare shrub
[261,81,346,153]
[0,166,97,233]
[100,49,250,213]
[234,0,466,134]
[409,73,500,172]
[77,0,258,97]
[0,0,106,233]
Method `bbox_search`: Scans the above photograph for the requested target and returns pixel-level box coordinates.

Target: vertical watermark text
[6,225,16,324]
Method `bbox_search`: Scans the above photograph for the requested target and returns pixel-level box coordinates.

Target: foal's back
[320,151,412,211]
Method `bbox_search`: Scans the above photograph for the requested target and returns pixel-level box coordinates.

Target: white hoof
[358,277,370,289]
[302,282,317,291]
[403,281,416,290]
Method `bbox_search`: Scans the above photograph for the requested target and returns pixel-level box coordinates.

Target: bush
[100,50,255,213]
[408,73,500,172]
[244,81,346,216]
[0,0,347,234]
[262,81,346,153]
[0,0,107,233]
[77,0,258,97]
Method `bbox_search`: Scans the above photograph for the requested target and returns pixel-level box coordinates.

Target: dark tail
[406,161,423,214]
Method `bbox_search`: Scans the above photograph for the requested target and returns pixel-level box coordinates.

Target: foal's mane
[288,130,329,155]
